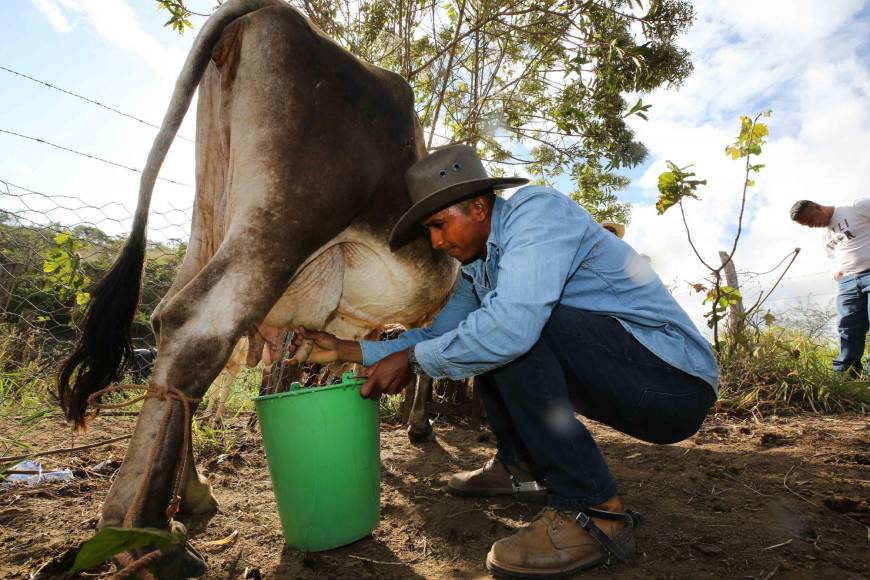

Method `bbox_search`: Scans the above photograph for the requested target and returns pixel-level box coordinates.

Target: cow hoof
[145,541,207,579]
[178,499,218,534]
[407,419,433,443]
[178,479,219,532]
[116,523,206,579]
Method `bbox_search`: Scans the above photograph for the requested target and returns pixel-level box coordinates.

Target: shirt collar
[487,196,505,252]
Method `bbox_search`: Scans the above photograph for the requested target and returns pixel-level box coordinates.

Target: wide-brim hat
[600,221,625,239]
[389,144,528,249]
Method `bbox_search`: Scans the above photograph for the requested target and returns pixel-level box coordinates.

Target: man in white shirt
[791,199,870,376]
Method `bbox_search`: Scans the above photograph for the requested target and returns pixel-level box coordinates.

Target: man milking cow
[294,145,719,577]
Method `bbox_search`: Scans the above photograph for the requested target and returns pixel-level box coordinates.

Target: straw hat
[601,222,625,239]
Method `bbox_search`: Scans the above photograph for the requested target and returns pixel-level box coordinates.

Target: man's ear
[469,195,490,222]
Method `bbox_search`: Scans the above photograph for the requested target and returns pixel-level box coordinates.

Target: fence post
[718,251,745,334]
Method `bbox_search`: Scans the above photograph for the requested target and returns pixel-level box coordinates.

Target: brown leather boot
[447,456,546,501]
[485,497,640,578]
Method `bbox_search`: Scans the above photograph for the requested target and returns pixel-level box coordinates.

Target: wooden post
[718,251,745,332]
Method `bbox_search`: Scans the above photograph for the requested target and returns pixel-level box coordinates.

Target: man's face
[422,196,491,265]
[795,204,830,228]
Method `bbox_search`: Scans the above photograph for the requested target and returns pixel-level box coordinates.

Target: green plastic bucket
[253,372,380,551]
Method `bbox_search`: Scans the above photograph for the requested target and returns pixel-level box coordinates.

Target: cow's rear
[56,2,455,576]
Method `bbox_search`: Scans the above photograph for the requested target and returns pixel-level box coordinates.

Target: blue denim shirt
[361,186,719,391]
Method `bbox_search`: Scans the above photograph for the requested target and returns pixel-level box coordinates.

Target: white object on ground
[4,459,73,485]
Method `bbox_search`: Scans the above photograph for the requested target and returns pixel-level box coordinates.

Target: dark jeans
[479,306,715,511]
[834,271,870,376]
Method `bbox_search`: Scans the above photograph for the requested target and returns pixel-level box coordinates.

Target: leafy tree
[656,112,800,352]
[42,232,92,309]
[157,0,697,222]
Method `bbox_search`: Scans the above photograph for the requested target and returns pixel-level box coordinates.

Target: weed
[379,394,404,424]
[717,328,869,415]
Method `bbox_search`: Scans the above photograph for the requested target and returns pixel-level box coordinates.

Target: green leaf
[54,233,69,244]
[21,409,53,424]
[655,161,705,214]
[70,527,184,574]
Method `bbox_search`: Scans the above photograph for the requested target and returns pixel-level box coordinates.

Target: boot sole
[485,553,606,579]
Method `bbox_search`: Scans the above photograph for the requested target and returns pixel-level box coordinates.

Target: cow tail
[57,0,284,427]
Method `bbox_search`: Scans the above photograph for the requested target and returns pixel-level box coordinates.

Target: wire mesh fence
[0,178,190,405]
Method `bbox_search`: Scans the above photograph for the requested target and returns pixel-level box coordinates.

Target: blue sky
[2,0,870,332]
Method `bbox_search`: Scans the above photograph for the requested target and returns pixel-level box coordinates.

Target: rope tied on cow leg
[87,380,201,524]
[87,380,201,578]
[113,550,161,580]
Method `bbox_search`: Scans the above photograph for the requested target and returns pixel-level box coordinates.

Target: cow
[57,0,457,576]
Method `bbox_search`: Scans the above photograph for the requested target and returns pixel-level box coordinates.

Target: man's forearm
[337,339,363,363]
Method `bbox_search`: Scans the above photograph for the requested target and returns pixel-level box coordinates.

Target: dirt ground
[0,411,867,579]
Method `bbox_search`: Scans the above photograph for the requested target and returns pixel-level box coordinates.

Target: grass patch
[0,325,57,417]
[379,394,404,423]
[717,328,868,415]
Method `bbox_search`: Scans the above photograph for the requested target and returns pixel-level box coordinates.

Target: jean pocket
[839,275,858,290]
[626,386,713,445]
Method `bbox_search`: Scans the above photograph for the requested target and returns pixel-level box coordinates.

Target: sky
[2,0,869,335]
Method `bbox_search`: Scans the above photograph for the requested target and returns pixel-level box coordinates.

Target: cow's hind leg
[100,229,345,577]
[407,374,434,443]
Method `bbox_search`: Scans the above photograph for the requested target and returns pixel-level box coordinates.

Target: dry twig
[348,554,420,566]
[782,464,817,507]
[761,539,792,551]
[0,434,132,466]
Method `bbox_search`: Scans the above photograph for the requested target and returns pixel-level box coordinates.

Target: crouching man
[293,145,718,577]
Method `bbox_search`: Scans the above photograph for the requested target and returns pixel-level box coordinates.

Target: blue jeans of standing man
[834,271,870,376]
[479,306,715,511]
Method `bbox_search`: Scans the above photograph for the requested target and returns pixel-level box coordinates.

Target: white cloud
[623,0,870,331]
[29,0,72,33]
[31,0,185,74]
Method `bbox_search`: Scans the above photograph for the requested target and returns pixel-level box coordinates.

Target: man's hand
[834,271,844,281]
[361,349,414,399]
[286,329,362,365]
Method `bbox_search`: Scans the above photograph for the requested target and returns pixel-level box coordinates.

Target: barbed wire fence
[0,65,199,404]
[0,177,192,402]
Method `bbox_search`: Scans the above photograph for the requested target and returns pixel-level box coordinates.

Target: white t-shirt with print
[824,198,870,275]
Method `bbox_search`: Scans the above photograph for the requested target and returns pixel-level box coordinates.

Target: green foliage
[655,161,706,214]
[656,112,774,351]
[717,328,869,415]
[725,112,770,160]
[157,0,699,222]
[0,218,183,411]
[379,394,404,423]
[192,417,238,457]
[569,158,632,224]
[703,285,742,329]
[41,232,91,313]
[156,0,196,34]
[70,527,184,574]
